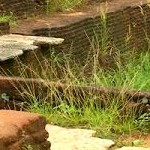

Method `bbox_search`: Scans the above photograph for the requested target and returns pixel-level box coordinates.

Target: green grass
[28,96,138,139]
[0,13,16,26]
[90,52,150,91]
[13,48,150,140]
[45,0,85,13]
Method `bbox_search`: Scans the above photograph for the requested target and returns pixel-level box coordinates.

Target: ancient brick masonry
[0,110,51,150]
[32,3,150,62]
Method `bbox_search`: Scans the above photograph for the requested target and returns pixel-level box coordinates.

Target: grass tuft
[45,0,85,13]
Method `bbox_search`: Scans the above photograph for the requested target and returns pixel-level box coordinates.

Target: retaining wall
[32,3,150,63]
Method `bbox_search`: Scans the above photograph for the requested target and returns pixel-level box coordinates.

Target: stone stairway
[0,34,64,61]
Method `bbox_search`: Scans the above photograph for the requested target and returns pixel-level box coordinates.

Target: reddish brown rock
[0,110,50,150]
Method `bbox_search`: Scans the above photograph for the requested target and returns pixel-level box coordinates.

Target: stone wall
[0,0,45,18]
[32,3,150,62]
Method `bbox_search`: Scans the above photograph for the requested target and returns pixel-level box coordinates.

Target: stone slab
[0,34,64,61]
[0,34,64,45]
[46,125,114,150]
[0,42,38,51]
[0,48,23,61]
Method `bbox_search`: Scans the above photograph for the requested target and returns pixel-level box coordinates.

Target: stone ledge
[0,34,64,61]
[46,125,115,150]
[0,110,51,150]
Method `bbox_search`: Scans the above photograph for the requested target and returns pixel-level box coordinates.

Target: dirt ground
[116,133,150,148]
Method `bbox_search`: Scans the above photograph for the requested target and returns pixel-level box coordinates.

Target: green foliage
[16,49,150,139]
[91,52,150,91]
[22,145,39,150]
[45,0,85,13]
[0,13,16,26]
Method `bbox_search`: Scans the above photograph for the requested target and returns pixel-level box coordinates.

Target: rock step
[0,34,64,61]
[0,110,51,150]
[46,125,115,150]
[46,125,150,150]
[46,124,150,150]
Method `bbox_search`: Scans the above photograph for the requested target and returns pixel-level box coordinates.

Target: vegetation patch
[10,47,149,142]
[45,0,86,13]
[0,13,16,26]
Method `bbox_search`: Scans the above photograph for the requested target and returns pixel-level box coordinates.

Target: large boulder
[0,110,50,150]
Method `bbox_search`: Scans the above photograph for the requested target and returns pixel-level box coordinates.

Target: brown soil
[11,0,147,35]
[116,132,150,148]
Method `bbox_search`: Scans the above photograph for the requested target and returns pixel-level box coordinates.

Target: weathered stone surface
[0,42,38,51]
[0,48,23,61]
[0,34,64,61]
[46,125,114,150]
[116,147,150,150]
[0,110,50,150]
[0,34,64,45]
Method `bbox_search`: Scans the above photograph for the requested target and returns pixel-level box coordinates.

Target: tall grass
[45,0,85,13]
[0,13,16,26]
[91,52,150,91]
[11,46,150,139]
[3,8,150,140]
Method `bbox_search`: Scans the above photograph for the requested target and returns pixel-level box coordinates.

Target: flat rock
[46,125,115,150]
[0,34,64,45]
[0,48,23,61]
[0,42,38,51]
[0,34,64,61]
[116,147,150,150]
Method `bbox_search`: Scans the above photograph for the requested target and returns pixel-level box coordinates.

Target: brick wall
[31,3,150,62]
